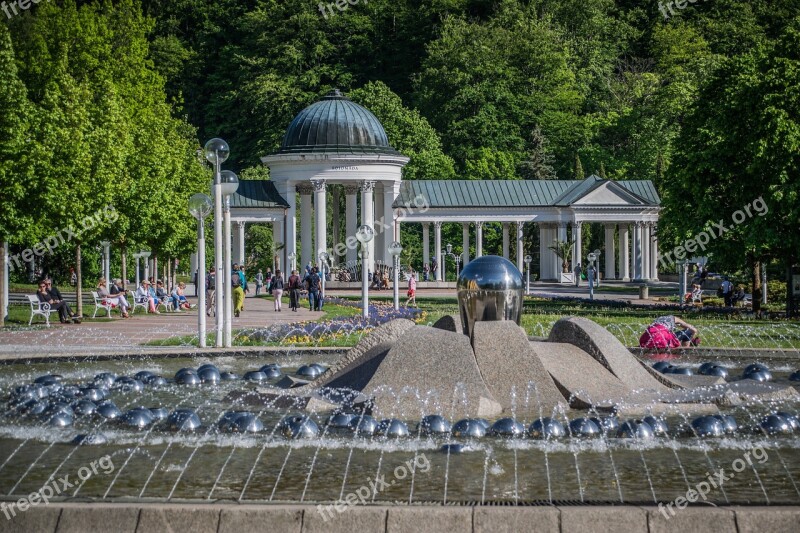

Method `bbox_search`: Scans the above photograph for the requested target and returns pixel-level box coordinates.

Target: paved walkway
[0,294,318,354]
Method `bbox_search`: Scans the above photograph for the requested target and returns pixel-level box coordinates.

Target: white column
[237,222,246,265]
[312,180,327,262]
[604,224,616,281]
[345,185,359,267]
[555,223,566,277]
[3,242,8,321]
[299,184,313,266]
[374,187,385,267]
[650,223,659,280]
[273,219,284,271]
[361,181,375,271]
[633,222,643,280]
[383,181,400,263]
[434,221,442,281]
[502,223,510,259]
[642,222,651,280]
[279,181,296,274]
[619,224,630,281]
[475,221,484,258]
[539,224,549,280]
[572,222,582,269]
[422,223,430,271]
[462,223,470,266]
[516,222,524,272]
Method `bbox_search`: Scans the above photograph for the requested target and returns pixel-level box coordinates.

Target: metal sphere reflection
[456,256,524,337]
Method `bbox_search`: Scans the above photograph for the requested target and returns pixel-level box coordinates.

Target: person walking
[205,266,216,317]
[305,266,321,311]
[405,272,418,308]
[720,277,734,307]
[287,269,301,312]
[255,269,264,296]
[423,263,429,282]
[271,270,284,312]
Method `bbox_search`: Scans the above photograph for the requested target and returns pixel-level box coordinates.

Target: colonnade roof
[228,180,289,209]
[394,175,660,209]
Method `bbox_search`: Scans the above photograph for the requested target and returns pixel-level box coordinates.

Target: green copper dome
[278,89,399,155]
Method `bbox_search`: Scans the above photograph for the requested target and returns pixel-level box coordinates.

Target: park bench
[91,291,115,318]
[26,295,52,327]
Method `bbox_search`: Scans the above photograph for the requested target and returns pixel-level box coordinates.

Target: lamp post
[100,240,111,283]
[288,252,297,273]
[141,250,151,282]
[524,255,532,295]
[318,250,329,309]
[356,225,374,319]
[593,249,602,287]
[676,259,688,308]
[189,193,212,348]
[445,243,462,281]
[388,241,403,310]
[204,138,230,348]
[762,267,768,305]
[587,252,597,300]
[220,170,239,348]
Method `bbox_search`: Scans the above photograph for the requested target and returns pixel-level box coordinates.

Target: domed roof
[278,89,399,155]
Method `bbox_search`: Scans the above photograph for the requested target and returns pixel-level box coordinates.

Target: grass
[3,303,116,326]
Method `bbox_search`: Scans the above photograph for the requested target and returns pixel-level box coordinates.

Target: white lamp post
[141,250,151,282]
[524,254,532,296]
[356,225,374,319]
[587,252,597,300]
[388,241,403,310]
[319,250,329,309]
[288,252,297,273]
[100,240,111,283]
[189,193,213,348]
[204,137,230,348]
[220,170,239,348]
[593,249,602,287]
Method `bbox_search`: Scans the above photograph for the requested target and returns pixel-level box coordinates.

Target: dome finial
[325,88,344,99]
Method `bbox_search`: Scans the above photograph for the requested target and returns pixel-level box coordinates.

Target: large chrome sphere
[47,412,73,428]
[743,370,772,382]
[94,373,117,388]
[528,417,566,439]
[260,364,282,379]
[166,409,202,431]
[149,407,169,421]
[419,415,452,436]
[114,377,145,392]
[691,415,725,437]
[456,256,524,337]
[376,419,410,438]
[790,370,800,382]
[642,416,669,437]
[96,401,122,420]
[616,420,655,440]
[220,371,240,381]
[452,419,488,438]
[71,433,108,446]
[198,366,221,384]
[80,387,107,402]
[281,415,320,439]
[590,416,620,433]
[234,413,265,433]
[712,414,738,434]
[134,371,156,382]
[652,361,672,372]
[327,412,355,429]
[297,365,321,378]
[72,400,97,417]
[568,418,601,438]
[760,414,792,435]
[776,412,800,431]
[243,370,268,382]
[490,418,525,438]
[35,375,61,385]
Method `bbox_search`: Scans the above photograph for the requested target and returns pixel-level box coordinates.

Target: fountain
[0,256,798,531]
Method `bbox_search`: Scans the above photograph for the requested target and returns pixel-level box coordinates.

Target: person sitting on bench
[37,281,80,324]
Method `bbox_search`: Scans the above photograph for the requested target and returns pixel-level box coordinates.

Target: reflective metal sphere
[528,417,566,439]
[790,371,800,382]
[760,414,792,435]
[34,375,61,385]
[96,401,122,419]
[702,365,729,379]
[114,377,145,392]
[243,370,268,382]
[198,367,221,384]
[281,415,319,439]
[175,370,201,386]
[616,420,655,440]
[122,407,154,429]
[744,363,769,375]
[350,415,378,436]
[743,370,772,382]
[220,372,239,381]
[149,407,169,421]
[568,418,601,438]
[146,376,168,387]
[590,416,620,433]
[376,419,410,438]
[310,363,327,374]
[642,416,669,437]
[440,443,465,454]
[59,385,81,399]
[23,400,48,416]
[233,413,264,433]
[71,433,108,446]
[698,362,718,374]
[297,365,321,378]
[489,418,525,438]
[667,367,693,376]
[47,412,73,428]
[652,361,672,372]
[327,412,355,429]
[452,419,488,438]
[175,367,195,379]
[166,409,202,431]
[43,402,73,418]
[260,364,282,379]
[94,373,117,388]
[418,415,452,436]
[72,400,97,416]
[691,415,725,437]
[80,387,107,402]
[197,364,218,374]
[712,415,738,434]
[775,412,800,431]
[456,256,524,337]
[134,371,156,382]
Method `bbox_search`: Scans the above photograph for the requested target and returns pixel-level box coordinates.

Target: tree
[548,239,577,273]
[573,154,585,180]
[518,126,557,180]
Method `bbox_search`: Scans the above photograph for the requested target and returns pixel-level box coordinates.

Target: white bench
[27,295,53,327]
[133,295,149,314]
[91,291,115,318]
